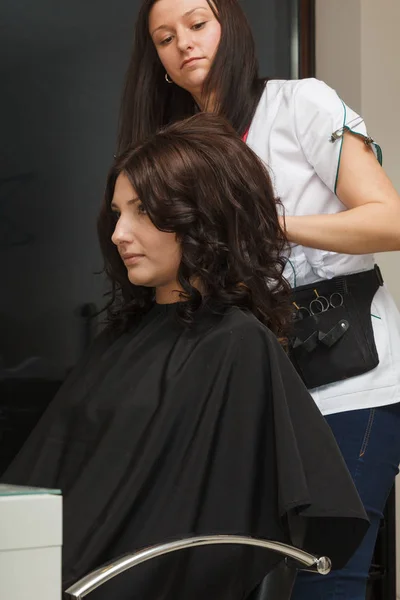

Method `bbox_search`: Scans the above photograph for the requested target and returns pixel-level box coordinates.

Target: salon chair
[65,534,331,600]
[248,511,309,599]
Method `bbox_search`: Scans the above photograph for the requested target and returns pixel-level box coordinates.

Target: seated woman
[3,114,368,600]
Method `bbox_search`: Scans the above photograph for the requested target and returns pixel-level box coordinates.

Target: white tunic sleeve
[292,78,382,195]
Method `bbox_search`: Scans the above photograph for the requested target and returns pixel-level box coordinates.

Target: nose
[111,214,134,247]
[176,27,194,53]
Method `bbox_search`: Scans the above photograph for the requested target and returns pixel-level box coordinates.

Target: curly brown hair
[98,113,291,337]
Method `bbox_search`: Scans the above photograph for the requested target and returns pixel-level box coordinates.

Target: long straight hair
[117,0,265,154]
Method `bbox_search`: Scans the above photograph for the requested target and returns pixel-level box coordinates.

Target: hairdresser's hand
[280,133,400,255]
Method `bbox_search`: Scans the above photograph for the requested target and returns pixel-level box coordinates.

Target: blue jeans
[292,402,400,600]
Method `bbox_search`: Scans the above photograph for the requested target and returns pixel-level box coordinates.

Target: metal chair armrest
[65,534,331,599]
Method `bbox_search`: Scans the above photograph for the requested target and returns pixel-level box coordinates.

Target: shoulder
[252,79,345,143]
[204,307,279,354]
[266,77,338,102]
[265,80,349,161]
[204,309,294,385]
[262,78,343,118]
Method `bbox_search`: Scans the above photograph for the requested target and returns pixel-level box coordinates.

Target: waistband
[292,265,384,297]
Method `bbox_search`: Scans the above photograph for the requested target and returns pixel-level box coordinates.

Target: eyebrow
[151,7,208,36]
[110,197,140,210]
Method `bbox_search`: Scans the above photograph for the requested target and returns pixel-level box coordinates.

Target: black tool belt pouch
[289,265,384,389]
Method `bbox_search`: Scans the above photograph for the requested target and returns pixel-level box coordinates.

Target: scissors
[293,289,344,319]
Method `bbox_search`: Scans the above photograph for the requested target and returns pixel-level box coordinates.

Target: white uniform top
[246,77,400,416]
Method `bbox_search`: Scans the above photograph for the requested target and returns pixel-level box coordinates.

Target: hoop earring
[165,73,173,84]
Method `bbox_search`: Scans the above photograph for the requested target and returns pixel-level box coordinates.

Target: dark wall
[0,0,296,371]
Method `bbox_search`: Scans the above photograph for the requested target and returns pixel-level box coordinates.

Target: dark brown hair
[117,0,265,154]
[99,113,290,336]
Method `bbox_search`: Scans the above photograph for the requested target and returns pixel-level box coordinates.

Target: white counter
[0,484,62,600]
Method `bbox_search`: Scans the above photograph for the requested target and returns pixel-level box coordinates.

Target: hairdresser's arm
[281,133,400,254]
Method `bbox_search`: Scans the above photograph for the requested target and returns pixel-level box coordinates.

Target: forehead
[149,0,213,28]
[112,173,137,205]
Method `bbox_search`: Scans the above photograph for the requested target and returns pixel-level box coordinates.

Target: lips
[122,253,144,265]
[181,57,203,69]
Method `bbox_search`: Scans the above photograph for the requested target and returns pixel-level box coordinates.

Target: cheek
[155,46,173,73]
[151,231,181,264]
[204,22,221,55]
[163,235,182,271]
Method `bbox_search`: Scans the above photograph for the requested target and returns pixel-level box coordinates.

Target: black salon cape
[3,304,368,599]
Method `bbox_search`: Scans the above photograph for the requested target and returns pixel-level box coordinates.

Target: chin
[127,273,153,287]
[184,73,208,93]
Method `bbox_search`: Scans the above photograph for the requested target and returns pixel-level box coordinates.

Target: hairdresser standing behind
[116,1,400,598]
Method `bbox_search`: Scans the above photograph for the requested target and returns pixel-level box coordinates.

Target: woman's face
[111,173,182,303]
[149,0,221,103]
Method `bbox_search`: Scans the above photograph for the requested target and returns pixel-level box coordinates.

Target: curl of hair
[117,0,265,153]
[99,113,291,337]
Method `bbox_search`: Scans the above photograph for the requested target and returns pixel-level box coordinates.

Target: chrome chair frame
[65,534,331,599]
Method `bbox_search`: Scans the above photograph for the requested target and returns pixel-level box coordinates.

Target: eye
[137,203,147,215]
[111,210,120,221]
[191,21,206,31]
[160,35,173,46]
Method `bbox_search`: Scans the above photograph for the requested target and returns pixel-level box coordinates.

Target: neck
[155,277,203,304]
[155,284,184,305]
[192,90,217,113]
